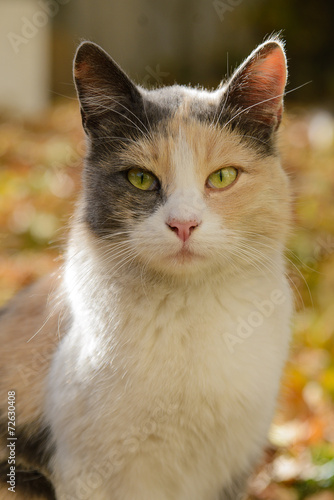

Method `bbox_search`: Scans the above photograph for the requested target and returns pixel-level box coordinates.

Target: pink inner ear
[254,47,287,98]
[74,61,91,80]
[237,45,287,129]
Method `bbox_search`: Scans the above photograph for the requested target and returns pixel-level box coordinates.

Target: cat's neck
[64,222,287,340]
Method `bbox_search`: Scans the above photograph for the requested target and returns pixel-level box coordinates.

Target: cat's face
[73,39,290,278]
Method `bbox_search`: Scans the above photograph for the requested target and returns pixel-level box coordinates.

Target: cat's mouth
[171,245,203,263]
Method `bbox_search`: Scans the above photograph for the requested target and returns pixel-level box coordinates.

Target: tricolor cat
[0,36,292,499]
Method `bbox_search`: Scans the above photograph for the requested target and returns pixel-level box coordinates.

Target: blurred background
[1,0,334,116]
[0,1,334,499]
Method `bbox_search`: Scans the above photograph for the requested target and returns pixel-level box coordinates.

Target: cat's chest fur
[47,237,292,500]
[59,235,290,395]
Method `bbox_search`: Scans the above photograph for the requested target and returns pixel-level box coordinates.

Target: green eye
[207,167,238,189]
[127,168,158,191]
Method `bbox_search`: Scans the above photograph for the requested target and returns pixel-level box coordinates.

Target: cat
[0,36,293,500]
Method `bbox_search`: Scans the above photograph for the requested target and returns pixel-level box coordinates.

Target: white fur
[46,146,292,499]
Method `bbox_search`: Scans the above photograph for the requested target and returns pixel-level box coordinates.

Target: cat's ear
[73,42,142,131]
[221,38,287,138]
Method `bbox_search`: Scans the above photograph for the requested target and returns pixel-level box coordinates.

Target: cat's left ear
[73,41,142,132]
[221,38,287,137]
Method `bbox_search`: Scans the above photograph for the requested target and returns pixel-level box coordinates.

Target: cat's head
[73,38,290,279]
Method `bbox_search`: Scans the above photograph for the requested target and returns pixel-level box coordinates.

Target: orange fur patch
[118,114,290,245]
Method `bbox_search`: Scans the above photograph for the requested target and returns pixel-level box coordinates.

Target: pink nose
[167,219,199,242]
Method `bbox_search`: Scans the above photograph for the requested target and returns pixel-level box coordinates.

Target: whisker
[218,81,311,128]
[227,239,310,309]
[225,228,313,307]
[214,81,311,130]
[81,88,152,139]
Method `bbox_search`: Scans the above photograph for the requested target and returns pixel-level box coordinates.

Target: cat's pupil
[219,170,223,182]
[140,173,144,185]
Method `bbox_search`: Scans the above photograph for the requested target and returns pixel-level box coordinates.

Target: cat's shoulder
[0,274,70,426]
[0,273,67,344]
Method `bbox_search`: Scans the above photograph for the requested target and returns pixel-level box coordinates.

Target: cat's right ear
[73,42,141,132]
[219,38,288,142]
